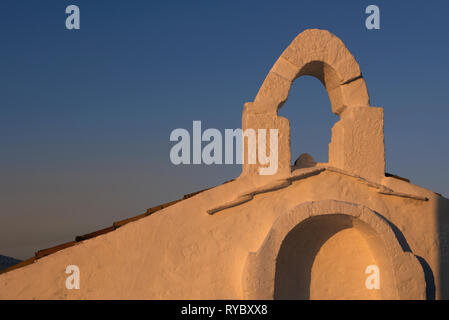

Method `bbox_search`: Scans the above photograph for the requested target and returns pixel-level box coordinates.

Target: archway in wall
[274,215,382,300]
[278,74,339,165]
[242,201,427,300]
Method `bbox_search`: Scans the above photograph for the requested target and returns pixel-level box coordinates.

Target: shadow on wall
[375,211,436,300]
[438,196,449,299]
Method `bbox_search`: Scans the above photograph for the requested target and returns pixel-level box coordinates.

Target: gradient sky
[1,0,448,259]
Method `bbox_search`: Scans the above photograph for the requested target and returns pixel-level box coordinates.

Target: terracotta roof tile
[113,212,149,228]
[75,226,116,242]
[35,241,78,259]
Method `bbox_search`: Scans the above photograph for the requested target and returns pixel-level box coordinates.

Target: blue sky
[1,0,448,259]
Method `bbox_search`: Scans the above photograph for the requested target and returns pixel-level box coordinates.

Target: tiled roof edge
[0,180,229,275]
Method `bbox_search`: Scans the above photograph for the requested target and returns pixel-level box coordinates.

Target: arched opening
[274,215,387,300]
[278,71,339,165]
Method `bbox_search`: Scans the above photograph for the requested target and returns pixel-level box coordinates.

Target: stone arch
[248,29,370,115]
[241,200,427,299]
[241,29,385,183]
